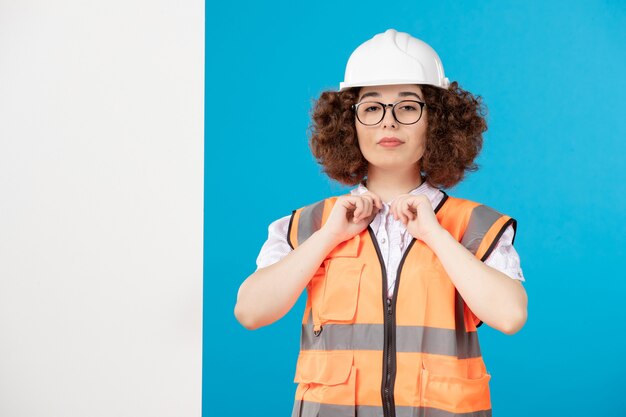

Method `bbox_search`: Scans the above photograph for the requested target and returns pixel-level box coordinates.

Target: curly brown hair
[308,81,487,189]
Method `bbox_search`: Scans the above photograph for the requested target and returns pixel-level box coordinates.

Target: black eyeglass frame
[351,99,426,126]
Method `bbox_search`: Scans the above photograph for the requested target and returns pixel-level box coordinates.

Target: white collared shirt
[255,182,525,298]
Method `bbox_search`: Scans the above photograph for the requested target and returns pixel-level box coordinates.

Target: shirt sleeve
[482,224,526,282]
[255,214,293,270]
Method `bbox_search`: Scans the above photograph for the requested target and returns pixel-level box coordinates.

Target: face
[354,84,427,172]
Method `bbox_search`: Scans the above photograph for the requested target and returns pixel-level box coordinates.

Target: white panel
[0,1,204,416]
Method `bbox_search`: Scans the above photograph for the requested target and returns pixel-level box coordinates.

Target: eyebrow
[358,91,424,101]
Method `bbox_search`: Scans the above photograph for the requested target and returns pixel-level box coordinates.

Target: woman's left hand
[390,194,444,244]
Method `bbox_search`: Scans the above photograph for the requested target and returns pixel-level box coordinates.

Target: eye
[398,104,418,111]
[361,102,382,113]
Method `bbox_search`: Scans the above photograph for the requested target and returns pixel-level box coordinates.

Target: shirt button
[381,238,386,244]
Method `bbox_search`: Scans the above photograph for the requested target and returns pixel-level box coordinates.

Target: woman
[235,29,528,417]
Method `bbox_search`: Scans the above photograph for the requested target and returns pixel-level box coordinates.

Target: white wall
[0,2,204,416]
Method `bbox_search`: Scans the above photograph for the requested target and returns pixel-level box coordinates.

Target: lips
[378,136,404,144]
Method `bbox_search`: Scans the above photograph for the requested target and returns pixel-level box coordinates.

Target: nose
[381,105,397,128]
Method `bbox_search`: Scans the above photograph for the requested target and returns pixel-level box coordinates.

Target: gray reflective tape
[301,322,384,351]
[461,205,502,255]
[300,321,481,359]
[302,401,352,417]
[294,401,491,417]
[397,325,481,359]
[291,400,301,417]
[396,406,491,417]
[398,406,492,417]
[297,200,326,246]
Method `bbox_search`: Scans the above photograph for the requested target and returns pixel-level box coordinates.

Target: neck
[363,164,424,203]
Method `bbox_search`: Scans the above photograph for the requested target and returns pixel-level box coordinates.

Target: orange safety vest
[287,191,516,417]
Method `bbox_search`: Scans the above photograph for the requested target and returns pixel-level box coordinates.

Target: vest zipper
[364,195,447,417]
[384,296,394,417]
[369,227,418,417]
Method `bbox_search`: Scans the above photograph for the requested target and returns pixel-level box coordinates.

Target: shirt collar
[350,179,442,210]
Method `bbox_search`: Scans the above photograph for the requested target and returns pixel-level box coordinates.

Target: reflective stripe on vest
[300,297,482,359]
[288,198,336,249]
[288,192,514,417]
[292,401,492,417]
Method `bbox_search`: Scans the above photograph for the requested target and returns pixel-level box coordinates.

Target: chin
[368,155,422,170]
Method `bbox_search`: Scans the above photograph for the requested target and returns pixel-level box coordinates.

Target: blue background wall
[206,1,625,415]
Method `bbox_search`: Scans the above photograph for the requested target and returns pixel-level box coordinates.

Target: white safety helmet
[339,29,450,91]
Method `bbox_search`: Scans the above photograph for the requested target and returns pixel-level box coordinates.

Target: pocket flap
[422,369,492,412]
[318,261,363,322]
[294,351,353,385]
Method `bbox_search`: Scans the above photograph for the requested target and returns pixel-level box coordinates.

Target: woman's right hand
[320,192,383,246]
[235,191,382,330]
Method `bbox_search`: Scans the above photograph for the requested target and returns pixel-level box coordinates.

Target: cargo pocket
[419,367,491,414]
[294,350,357,416]
[318,235,363,323]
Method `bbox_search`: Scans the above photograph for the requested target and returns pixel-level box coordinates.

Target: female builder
[235,29,528,417]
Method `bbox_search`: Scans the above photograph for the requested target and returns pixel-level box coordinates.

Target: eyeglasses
[352,100,426,126]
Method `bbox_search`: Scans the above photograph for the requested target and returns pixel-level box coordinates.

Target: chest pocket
[318,234,363,323]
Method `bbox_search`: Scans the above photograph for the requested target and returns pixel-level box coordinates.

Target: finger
[392,201,399,222]
[398,210,406,224]
[399,203,409,224]
[368,198,379,217]
[339,197,360,220]
[390,198,398,220]
[360,194,373,204]
[402,199,415,220]
[401,204,414,222]
[340,196,358,210]
[358,196,373,220]
[354,198,368,222]
[370,194,382,210]
[401,197,413,223]
[359,198,373,221]
[353,198,364,222]
[364,192,383,210]
[392,196,405,221]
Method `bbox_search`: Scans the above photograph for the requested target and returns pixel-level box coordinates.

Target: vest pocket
[318,260,363,323]
[419,367,491,413]
[293,351,357,416]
